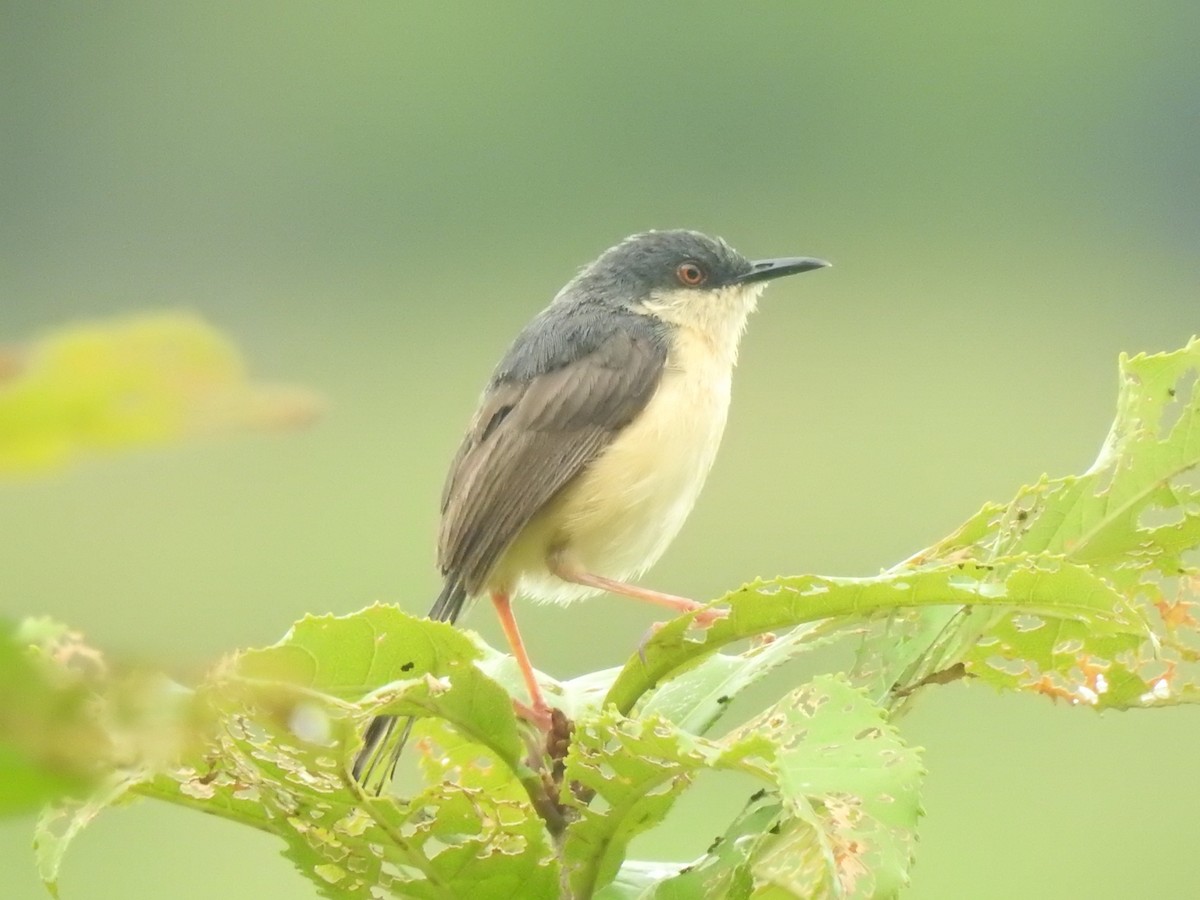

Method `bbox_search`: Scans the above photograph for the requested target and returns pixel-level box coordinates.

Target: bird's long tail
[352,580,468,792]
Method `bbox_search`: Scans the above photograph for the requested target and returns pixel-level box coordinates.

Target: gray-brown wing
[437,329,667,595]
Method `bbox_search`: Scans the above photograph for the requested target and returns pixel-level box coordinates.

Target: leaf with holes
[560,707,777,899]
[855,338,1200,711]
[606,559,1142,720]
[201,609,552,899]
[729,675,924,898]
[631,795,785,900]
[34,773,145,898]
[638,676,923,899]
[30,608,554,900]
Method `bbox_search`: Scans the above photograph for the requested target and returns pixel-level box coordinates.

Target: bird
[353,229,828,788]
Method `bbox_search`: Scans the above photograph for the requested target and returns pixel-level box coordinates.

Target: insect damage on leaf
[641,675,923,900]
[960,340,1200,708]
[14,337,1200,900]
[152,608,559,899]
[849,338,1200,713]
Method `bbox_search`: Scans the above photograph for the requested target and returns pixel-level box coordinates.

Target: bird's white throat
[639,283,765,368]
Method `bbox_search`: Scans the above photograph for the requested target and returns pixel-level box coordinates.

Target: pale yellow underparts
[487,283,766,605]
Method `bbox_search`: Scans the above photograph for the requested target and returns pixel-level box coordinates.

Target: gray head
[564,230,828,306]
[489,230,829,394]
[555,230,828,358]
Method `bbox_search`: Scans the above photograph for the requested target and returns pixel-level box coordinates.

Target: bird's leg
[490,590,553,731]
[548,555,727,627]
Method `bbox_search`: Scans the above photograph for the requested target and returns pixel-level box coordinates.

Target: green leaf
[606,558,1142,719]
[597,862,692,900]
[142,607,556,900]
[233,604,486,700]
[14,337,1199,900]
[557,621,853,738]
[727,676,922,899]
[0,313,321,477]
[234,606,535,793]
[560,708,777,899]
[638,619,852,736]
[858,337,1200,711]
[633,796,781,900]
[34,773,145,898]
[0,618,110,816]
[643,676,923,900]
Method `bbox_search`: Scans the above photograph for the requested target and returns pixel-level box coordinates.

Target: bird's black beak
[730,256,831,285]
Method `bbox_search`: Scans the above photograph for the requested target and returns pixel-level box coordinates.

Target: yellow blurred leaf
[0,313,322,476]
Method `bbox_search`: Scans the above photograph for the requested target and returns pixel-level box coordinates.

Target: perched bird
[354,229,828,786]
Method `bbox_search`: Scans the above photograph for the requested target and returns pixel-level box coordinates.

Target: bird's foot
[636,604,727,661]
[512,697,555,733]
[692,605,728,628]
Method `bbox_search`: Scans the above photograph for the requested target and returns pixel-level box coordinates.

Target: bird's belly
[502,357,733,605]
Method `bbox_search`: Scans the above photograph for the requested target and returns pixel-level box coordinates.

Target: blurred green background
[2,2,1198,897]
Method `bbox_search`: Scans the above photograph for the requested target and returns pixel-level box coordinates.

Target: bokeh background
[3,2,1198,898]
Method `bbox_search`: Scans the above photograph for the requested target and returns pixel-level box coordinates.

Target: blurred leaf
[597,862,691,900]
[0,619,108,816]
[5,618,200,893]
[34,773,144,898]
[0,313,321,476]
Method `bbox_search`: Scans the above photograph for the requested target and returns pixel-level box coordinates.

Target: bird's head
[562,230,828,355]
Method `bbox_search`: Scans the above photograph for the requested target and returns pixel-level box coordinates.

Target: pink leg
[548,556,726,626]
[490,590,552,728]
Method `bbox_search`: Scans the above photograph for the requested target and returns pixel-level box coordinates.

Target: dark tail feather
[353,580,469,792]
[352,714,413,791]
[427,580,468,624]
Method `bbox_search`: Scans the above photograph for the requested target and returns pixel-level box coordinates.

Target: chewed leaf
[644,677,923,900]
[636,796,783,900]
[638,618,854,736]
[231,606,531,784]
[853,338,1200,711]
[142,631,553,899]
[607,558,1143,719]
[0,313,321,476]
[0,619,107,815]
[10,338,1200,898]
[732,676,924,898]
[560,708,777,898]
[35,773,144,898]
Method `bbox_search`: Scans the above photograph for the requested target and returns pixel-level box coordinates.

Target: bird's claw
[512,698,555,733]
[637,605,728,662]
[693,606,728,628]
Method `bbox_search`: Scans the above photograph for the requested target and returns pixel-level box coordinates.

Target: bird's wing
[436,323,667,601]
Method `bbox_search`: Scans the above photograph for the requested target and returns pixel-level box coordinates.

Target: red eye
[676,262,706,286]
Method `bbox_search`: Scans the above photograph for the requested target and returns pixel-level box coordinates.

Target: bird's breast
[512,326,736,603]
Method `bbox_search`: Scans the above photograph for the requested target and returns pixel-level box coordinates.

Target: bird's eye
[676,262,707,287]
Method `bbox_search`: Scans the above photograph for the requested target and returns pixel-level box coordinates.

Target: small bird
[354,230,828,786]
